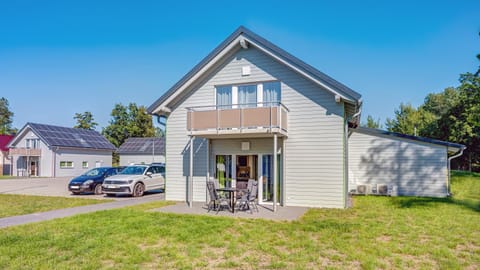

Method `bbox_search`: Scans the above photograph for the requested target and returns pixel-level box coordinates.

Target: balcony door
[216,86,232,109]
[238,85,257,108]
[215,155,232,187]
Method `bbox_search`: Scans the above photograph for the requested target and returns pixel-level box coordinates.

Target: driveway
[0,177,165,201]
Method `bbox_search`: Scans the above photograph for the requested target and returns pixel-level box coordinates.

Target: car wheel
[94,184,103,195]
[133,183,145,197]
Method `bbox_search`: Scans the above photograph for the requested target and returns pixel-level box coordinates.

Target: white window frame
[60,161,74,169]
[82,161,89,169]
[215,81,280,108]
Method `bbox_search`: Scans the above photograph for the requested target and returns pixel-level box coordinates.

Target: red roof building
[0,135,14,152]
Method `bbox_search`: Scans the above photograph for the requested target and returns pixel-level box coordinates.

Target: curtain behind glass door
[238,85,257,108]
[263,82,281,106]
[216,86,232,109]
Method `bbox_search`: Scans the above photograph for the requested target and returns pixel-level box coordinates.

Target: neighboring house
[147,26,464,209]
[0,135,14,175]
[117,137,165,166]
[7,123,116,177]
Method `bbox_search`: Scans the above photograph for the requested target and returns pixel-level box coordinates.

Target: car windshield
[83,168,108,176]
[120,166,147,175]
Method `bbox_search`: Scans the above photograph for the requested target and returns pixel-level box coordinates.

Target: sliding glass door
[215,155,232,187]
[261,154,281,203]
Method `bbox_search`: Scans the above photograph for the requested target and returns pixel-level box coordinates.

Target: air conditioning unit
[356,184,372,195]
[377,184,388,195]
[387,185,398,196]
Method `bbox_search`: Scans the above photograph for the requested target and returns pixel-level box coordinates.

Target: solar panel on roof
[28,122,115,150]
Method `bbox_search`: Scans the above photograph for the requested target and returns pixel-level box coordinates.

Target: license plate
[70,186,80,189]
[106,185,118,189]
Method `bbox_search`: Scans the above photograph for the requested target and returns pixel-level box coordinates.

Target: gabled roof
[148,26,362,114]
[0,135,14,152]
[353,127,466,152]
[8,123,116,151]
[117,137,164,155]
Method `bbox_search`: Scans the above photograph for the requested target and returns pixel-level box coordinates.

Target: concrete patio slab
[153,202,309,221]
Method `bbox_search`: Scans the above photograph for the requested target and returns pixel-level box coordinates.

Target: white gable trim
[151,34,357,114]
[244,37,355,103]
[7,124,47,148]
[151,36,243,114]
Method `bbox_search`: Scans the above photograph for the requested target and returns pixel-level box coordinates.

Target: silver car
[102,164,165,197]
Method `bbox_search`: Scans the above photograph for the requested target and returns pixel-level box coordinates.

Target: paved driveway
[0,177,165,201]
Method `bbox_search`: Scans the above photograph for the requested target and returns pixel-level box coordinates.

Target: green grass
[0,172,479,269]
[0,176,17,180]
[0,194,110,218]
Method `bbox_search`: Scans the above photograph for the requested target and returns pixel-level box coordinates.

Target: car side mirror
[146,172,153,177]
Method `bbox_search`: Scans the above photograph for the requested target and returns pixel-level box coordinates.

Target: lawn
[0,175,17,180]
[0,172,478,269]
[0,194,109,218]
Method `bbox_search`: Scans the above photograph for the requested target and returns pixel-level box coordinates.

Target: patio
[153,202,309,221]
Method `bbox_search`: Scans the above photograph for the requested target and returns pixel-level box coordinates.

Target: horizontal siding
[348,131,448,197]
[165,46,346,208]
[55,149,113,177]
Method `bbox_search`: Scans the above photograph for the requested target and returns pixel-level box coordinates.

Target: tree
[102,103,155,148]
[73,111,98,130]
[0,97,16,135]
[438,73,480,171]
[362,115,382,129]
[419,87,460,139]
[385,103,435,136]
[385,46,480,171]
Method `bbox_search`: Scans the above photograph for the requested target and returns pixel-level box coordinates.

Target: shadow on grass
[390,196,480,213]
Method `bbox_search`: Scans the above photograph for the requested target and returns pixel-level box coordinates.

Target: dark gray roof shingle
[117,137,165,155]
[27,123,115,150]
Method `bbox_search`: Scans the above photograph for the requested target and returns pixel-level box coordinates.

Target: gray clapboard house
[8,123,115,177]
[148,26,465,209]
[117,137,165,166]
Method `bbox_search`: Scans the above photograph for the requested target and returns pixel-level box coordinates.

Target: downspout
[447,147,465,196]
[344,102,362,208]
[52,146,59,178]
[156,114,167,196]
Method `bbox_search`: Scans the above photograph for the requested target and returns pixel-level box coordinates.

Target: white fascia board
[151,36,243,114]
[244,37,356,104]
[7,125,32,148]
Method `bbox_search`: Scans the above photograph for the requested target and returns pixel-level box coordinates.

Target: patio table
[216,187,239,213]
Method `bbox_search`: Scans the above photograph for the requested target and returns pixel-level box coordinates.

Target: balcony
[187,102,288,137]
[9,148,42,156]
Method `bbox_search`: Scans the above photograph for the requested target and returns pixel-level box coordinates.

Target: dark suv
[68,167,125,195]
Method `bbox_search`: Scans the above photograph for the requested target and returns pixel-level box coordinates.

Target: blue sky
[1,0,479,130]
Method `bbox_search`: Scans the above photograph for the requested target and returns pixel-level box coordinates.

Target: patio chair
[206,181,231,213]
[236,179,255,200]
[237,180,258,213]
